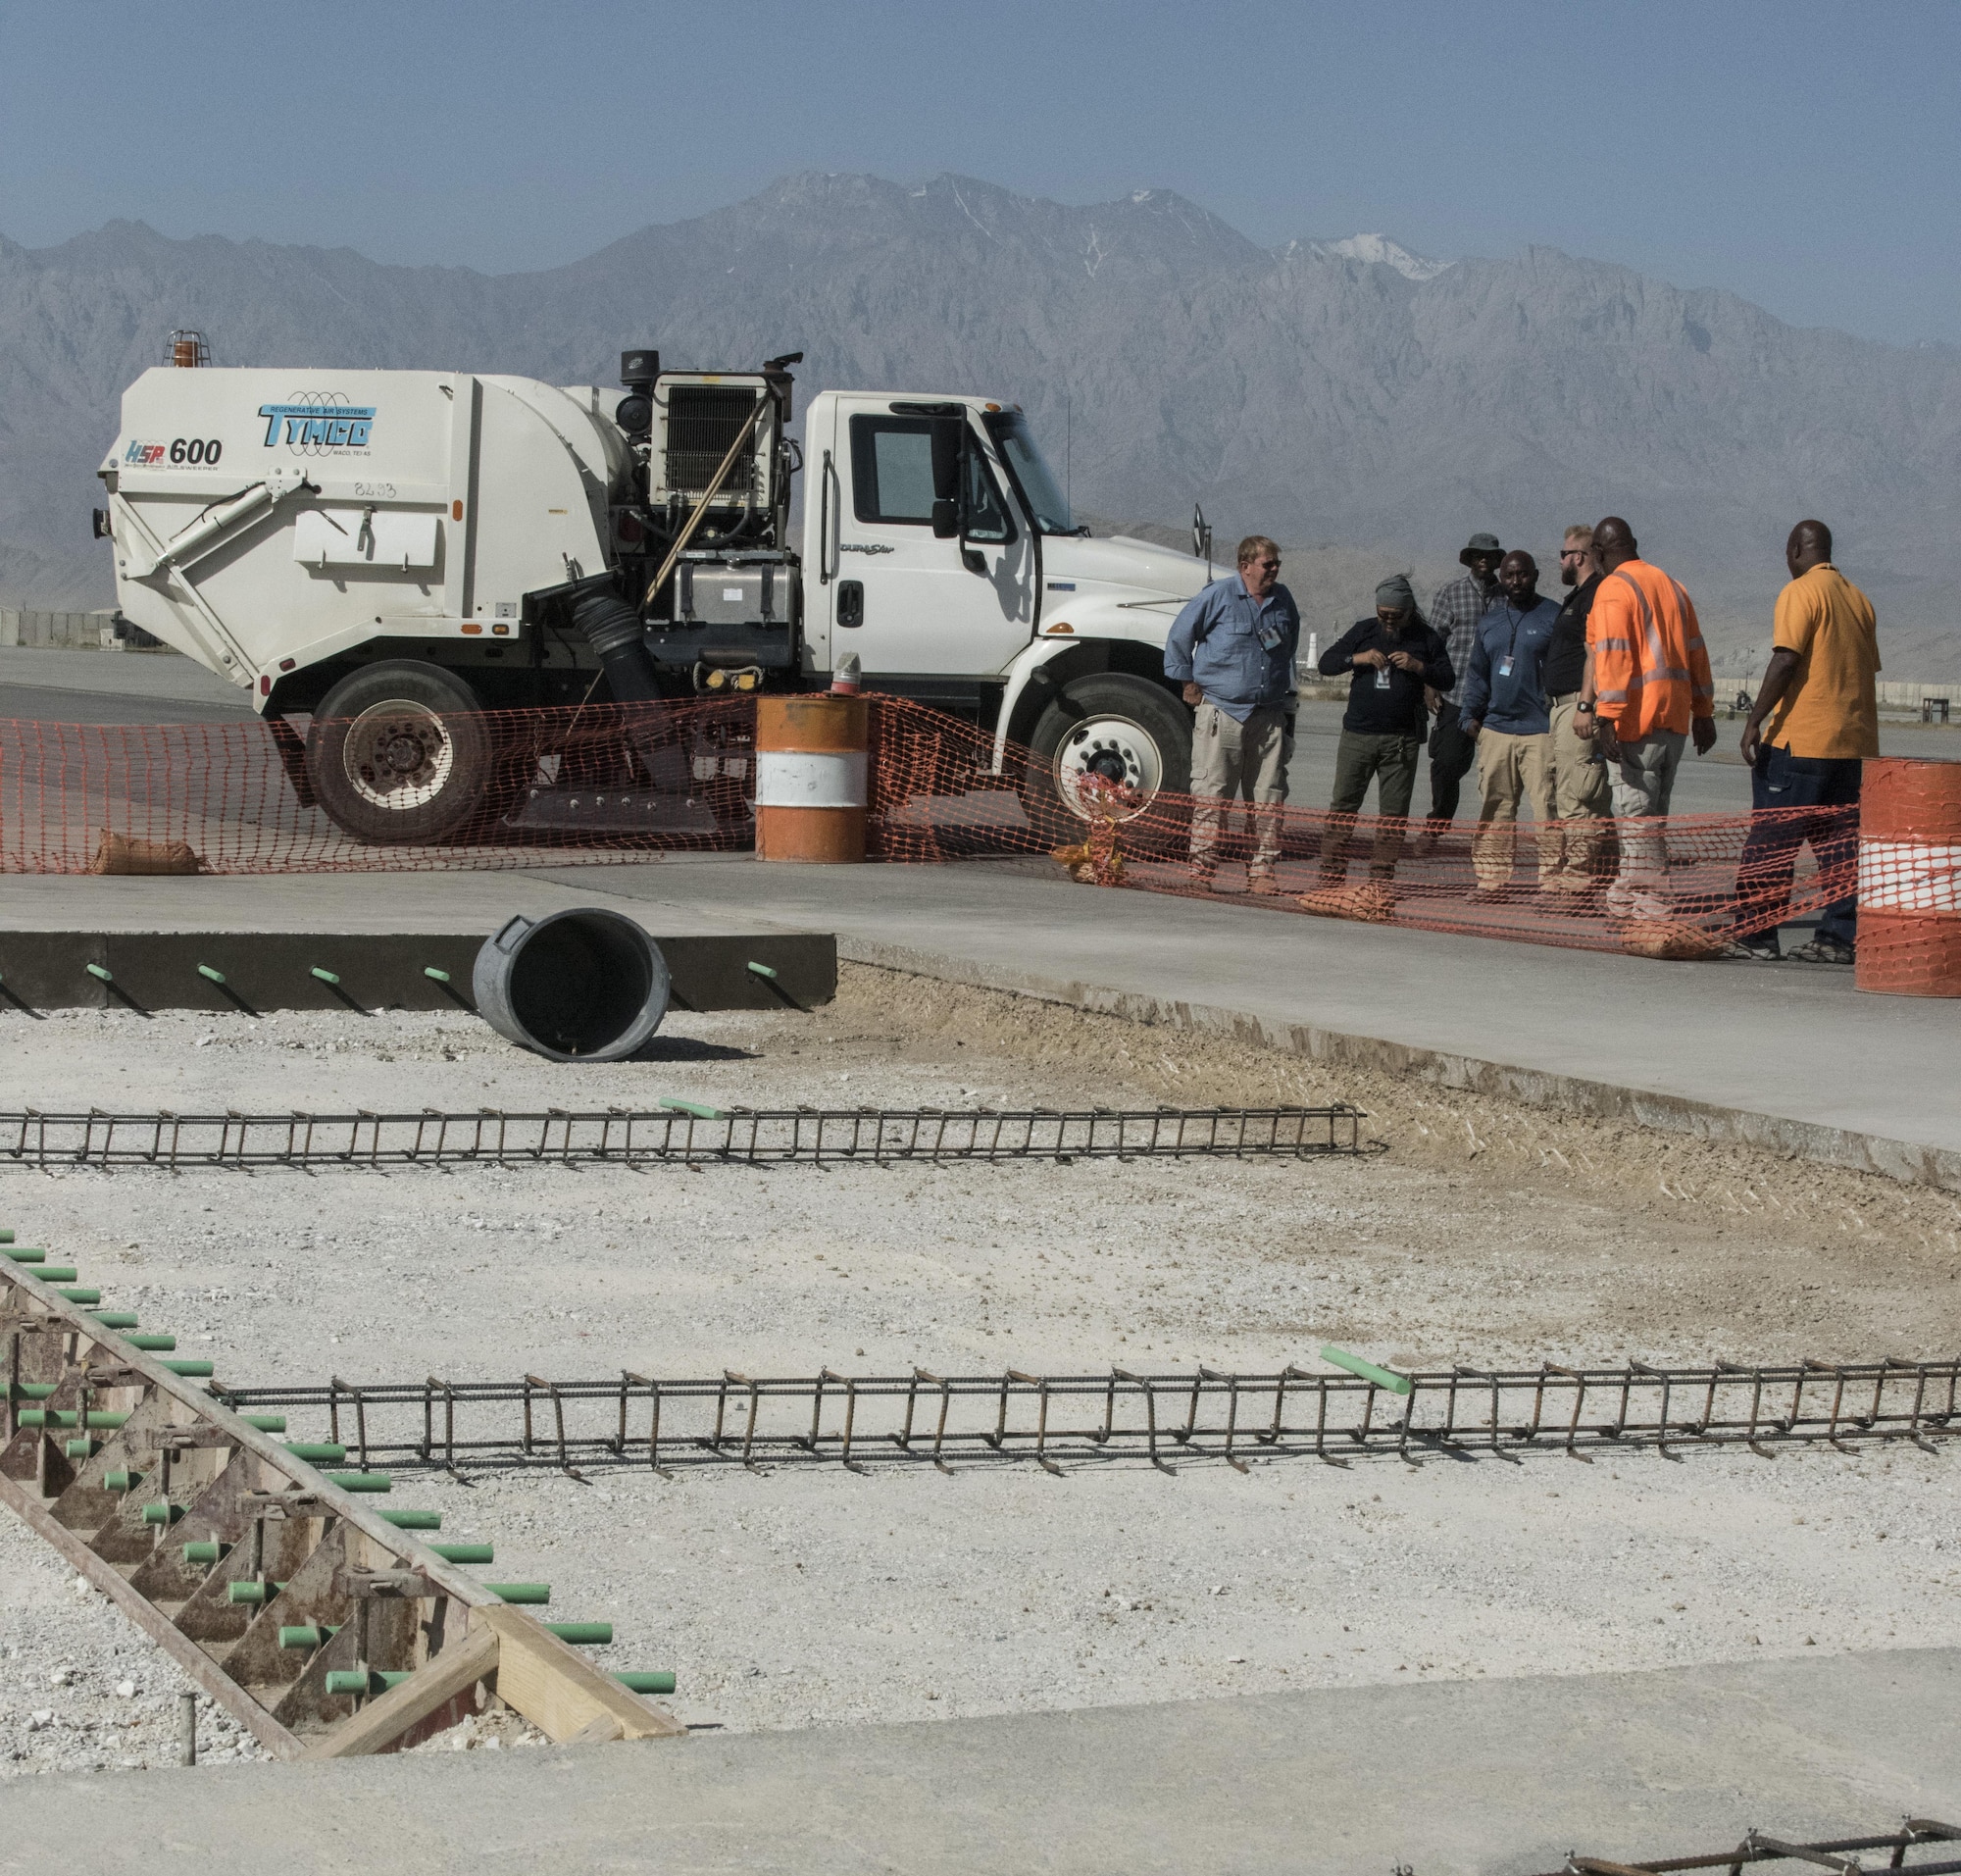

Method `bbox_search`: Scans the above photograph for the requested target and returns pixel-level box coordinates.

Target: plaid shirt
[1428,573,1498,706]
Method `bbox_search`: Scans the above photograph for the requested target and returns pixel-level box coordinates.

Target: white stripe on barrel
[1858,840,1961,914]
[754,749,868,810]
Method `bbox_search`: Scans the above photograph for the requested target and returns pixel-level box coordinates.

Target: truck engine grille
[664,385,762,498]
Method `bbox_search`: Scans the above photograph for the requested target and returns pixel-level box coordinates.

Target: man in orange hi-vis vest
[1576,517,1716,920]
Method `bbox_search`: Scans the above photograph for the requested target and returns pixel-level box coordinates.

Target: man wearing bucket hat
[1419,532,1505,845]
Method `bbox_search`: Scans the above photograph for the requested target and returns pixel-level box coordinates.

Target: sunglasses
[1251,559,1281,570]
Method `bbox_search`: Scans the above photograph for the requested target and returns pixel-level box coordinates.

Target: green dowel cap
[160,1360,215,1378]
[141,1501,183,1526]
[226,1580,286,1604]
[324,1471,391,1494]
[39,1268,80,1284]
[197,964,226,985]
[1319,1344,1414,1396]
[85,963,113,983]
[614,1671,677,1696]
[65,1438,99,1458]
[427,1543,493,1564]
[3,1246,43,1261]
[104,1470,143,1491]
[541,1621,612,1644]
[325,1669,411,1697]
[9,1383,56,1400]
[126,1334,176,1351]
[88,1311,137,1328]
[377,1508,441,1531]
[309,966,340,986]
[277,1625,339,1649]
[54,1287,98,1302]
[745,959,779,980]
[422,966,451,983]
[283,1442,347,1463]
[182,1541,229,1564]
[485,1583,550,1604]
[659,1097,725,1119]
[239,1414,287,1433]
[0,1228,12,1242]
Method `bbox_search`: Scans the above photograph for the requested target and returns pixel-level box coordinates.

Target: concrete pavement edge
[840,938,1961,1195]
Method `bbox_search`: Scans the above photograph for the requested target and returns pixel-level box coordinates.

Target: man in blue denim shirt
[1460,549,1562,898]
[1164,534,1301,891]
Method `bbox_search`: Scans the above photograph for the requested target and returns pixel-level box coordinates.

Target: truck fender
[991,632,1185,774]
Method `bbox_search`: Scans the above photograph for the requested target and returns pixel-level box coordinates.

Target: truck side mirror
[930,498,959,539]
[930,421,962,504]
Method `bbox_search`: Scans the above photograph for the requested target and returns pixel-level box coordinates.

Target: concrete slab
[0,867,760,937]
[1,1648,1955,1875]
[0,928,832,1015]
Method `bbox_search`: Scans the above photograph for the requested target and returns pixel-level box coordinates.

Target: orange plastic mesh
[0,696,1922,976]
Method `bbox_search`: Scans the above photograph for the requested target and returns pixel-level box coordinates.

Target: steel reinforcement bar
[0,1241,681,1757]
[215,1352,1961,1477]
[0,1102,1365,1170]
[1530,1814,1961,1872]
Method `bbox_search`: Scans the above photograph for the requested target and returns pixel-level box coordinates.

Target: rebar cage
[216,1357,1961,1478]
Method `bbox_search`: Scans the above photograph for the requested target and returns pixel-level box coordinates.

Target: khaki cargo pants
[1543,694,1612,888]
[1472,728,1558,889]
[1189,702,1292,870]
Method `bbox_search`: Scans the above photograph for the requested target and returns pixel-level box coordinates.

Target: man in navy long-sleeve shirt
[1163,534,1300,891]
[1460,549,1562,898]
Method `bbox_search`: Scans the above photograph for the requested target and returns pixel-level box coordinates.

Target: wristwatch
[1575,701,1594,715]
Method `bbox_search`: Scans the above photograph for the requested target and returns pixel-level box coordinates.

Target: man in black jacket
[1315,574,1455,881]
[1541,525,1612,892]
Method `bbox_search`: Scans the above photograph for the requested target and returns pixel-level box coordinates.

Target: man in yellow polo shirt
[1730,519,1879,964]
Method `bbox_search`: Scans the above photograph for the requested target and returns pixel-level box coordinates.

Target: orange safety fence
[0,695,1931,973]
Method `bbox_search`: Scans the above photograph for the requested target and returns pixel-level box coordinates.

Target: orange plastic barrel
[754,696,869,862]
[1855,757,1961,996]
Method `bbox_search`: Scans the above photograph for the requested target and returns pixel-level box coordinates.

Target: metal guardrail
[216,1355,1961,1478]
[0,1103,1366,1169]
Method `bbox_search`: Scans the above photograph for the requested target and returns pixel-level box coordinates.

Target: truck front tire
[305,661,500,845]
[1021,674,1192,850]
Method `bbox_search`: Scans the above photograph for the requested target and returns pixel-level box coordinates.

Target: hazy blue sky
[3,0,1955,345]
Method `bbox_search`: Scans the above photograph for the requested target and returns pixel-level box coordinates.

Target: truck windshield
[984,412,1079,535]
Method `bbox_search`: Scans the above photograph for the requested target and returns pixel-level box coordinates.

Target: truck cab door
[803,394,1035,680]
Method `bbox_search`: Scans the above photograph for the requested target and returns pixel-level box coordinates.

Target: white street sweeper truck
[95,343,1217,842]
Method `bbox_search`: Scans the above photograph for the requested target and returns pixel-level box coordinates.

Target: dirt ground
[2,964,1957,1772]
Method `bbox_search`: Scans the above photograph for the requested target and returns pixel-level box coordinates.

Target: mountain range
[3,171,1957,675]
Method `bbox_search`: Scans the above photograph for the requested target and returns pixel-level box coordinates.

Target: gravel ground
[2,966,1958,1771]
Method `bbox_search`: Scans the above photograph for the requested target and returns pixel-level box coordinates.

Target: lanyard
[1497,604,1534,662]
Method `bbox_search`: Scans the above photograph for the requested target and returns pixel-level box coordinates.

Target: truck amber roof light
[984,403,1002,413]
[451,500,463,522]
[1046,622,1074,634]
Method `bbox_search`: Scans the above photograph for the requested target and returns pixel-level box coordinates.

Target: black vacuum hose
[571,587,662,704]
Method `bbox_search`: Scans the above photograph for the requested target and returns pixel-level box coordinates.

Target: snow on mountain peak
[1288,232,1452,281]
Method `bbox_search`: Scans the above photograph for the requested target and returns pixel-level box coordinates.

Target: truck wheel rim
[341,700,456,811]
[1053,715,1162,822]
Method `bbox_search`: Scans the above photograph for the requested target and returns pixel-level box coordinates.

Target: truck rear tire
[1021,674,1192,851]
[306,661,499,845]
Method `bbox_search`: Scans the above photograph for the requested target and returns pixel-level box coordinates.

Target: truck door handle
[819,449,833,584]
[836,579,864,628]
